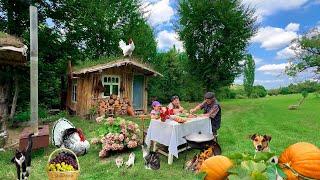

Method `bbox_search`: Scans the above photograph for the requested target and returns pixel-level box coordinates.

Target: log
[9,74,19,119]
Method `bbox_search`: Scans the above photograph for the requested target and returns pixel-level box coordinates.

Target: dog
[250,134,272,152]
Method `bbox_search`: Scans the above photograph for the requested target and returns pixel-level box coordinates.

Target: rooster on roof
[119,38,135,57]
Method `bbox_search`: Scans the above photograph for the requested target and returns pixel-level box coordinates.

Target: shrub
[251,85,267,98]
[14,105,48,122]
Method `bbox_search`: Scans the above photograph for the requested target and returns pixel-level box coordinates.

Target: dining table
[145,116,212,164]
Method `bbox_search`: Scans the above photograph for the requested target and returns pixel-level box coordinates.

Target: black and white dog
[11,133,33,180]
[141,145,160,170]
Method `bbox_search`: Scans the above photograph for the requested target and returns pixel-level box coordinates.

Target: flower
[119,134,124,142]
[99,150,107,158]
[127,140,138,148]
[106,117,114,125]
[131,134,137,140]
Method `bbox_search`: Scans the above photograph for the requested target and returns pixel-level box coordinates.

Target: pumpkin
[279,142,320,179]
[200,155,233,180]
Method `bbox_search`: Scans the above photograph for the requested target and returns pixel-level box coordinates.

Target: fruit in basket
[48,152,78,171]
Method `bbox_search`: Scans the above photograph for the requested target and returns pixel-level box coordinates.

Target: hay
[0,32,24,48]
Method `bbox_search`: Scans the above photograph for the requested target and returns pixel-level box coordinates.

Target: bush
[14,105,48,122]
[268,89,280,96]
[216,87,237,100]
[251,85,267,98]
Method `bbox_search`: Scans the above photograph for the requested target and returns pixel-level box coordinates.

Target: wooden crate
[19,125,49,151]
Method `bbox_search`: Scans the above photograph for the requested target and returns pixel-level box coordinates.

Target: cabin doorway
[133,75,144,110]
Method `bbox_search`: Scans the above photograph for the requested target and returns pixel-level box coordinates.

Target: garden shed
[66,58,162,117]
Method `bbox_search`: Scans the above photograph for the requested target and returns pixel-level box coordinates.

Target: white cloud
[251,24,299,50]
[253,56,263,65]
[276,46,296,60]
[254,79,284,84]
[144,0,174,26]
[156,30,184,51]
[285,23,300,32]
[257,63,289,75]
[242,0,309,22]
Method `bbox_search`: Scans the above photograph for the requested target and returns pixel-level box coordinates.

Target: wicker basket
[47,148,80,180]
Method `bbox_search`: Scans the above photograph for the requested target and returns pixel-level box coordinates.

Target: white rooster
[119,39,135,57]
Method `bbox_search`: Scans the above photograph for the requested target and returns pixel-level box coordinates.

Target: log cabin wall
[67,64,150,117]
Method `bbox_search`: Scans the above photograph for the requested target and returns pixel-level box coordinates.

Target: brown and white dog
[250,134,272,152]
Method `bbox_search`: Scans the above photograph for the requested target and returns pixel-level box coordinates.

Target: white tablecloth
[145,117,212,158]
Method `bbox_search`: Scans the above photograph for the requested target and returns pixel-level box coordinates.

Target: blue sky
[144,0,320,89]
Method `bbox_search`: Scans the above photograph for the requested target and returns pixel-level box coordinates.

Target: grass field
[0,94,319,180]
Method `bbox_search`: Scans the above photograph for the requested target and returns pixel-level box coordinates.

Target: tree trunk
[9,75,19,119]
[0,81,10,132]
[0,83,9,118]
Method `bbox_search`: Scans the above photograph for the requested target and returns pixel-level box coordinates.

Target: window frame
[101,75,121,98]
[71,79,77,103]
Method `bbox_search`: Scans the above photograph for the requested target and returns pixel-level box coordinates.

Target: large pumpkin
[279,142,320,179]
[200,155,233,180]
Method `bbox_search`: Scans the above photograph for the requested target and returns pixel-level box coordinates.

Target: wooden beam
[30,6,38,135]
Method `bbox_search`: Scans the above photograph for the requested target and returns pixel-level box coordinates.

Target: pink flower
[125,137,130,143]
[127,140,137,148]
[131,134,137,140]
[99,150,107,158]
[119,134,124,142]
[106,117,114,125]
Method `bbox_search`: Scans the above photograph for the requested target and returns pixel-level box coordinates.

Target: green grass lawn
[1,94,319,180]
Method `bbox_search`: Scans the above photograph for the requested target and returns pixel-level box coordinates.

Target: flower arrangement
[96,117,141,158]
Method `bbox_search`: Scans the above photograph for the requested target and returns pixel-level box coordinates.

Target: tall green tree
[178,0,256,91]
[46,0,156,61]
[286,27,320,76]
[148,47,204,103]
[243,54,255,97]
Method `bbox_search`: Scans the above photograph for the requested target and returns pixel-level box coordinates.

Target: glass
[104,85,110,96]
[112,85,119,95]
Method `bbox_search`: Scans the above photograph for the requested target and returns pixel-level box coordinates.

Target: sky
[143,0,320,89]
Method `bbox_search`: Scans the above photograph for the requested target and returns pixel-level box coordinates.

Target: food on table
[47,152,78,172]
[173,116,187,123]
[160,107,174,122]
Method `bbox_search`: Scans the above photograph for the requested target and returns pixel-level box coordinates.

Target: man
[190,92,221,135]
[167,95,184,114]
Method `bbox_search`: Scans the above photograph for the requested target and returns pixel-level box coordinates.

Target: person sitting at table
[190,92,221,135]
[167,95,184,115]
[150,101,162,119]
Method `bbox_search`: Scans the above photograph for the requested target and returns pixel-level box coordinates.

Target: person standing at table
[167,95,184,115]
[190,92,221,135]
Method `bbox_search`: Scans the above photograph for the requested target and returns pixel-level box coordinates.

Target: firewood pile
[98,95,131,116]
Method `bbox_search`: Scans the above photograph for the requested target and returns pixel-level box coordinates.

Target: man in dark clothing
[190,92,221,135]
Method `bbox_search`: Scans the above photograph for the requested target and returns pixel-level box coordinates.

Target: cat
[141,145,160,170]
[11,133,33,180]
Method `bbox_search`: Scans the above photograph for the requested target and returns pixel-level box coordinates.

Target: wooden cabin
[66,58,162,117]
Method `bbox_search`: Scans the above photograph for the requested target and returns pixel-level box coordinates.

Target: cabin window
[102,75,120,97]
[72,80,77,103]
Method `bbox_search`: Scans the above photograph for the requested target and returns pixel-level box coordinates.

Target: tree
[251,85,267,98]
[178,0,256,91]
[243,54,255,97]
[46,0,156,60]
[286,27,320,76]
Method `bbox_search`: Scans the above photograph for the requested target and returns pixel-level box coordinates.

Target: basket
[47,148,80,180]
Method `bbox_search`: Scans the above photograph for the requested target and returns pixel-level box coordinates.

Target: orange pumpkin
[200,155,233,180]
[279,142,320,179]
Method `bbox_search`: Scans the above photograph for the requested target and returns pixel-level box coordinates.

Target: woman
[167,96,184,115]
